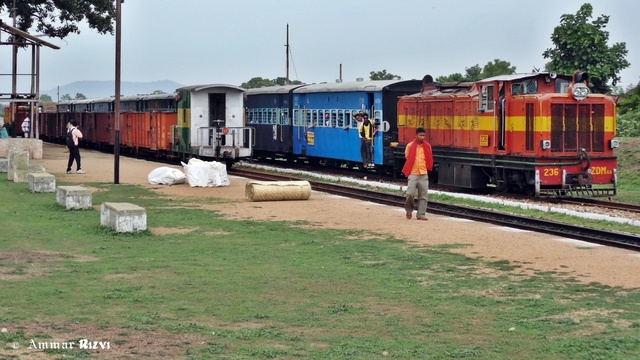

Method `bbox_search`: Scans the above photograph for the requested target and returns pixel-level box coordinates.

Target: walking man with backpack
[66,120,85,174]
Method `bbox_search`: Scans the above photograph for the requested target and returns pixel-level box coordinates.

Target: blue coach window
[268,109,275,125]
[306,111,313,127]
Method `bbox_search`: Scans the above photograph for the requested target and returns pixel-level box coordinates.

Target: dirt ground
[39,143,640,289]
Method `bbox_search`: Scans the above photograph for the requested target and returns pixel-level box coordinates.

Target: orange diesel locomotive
[396,71,618,197]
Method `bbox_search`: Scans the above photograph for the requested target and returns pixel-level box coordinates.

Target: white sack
[148,166,186,185]
[181,158,230,187]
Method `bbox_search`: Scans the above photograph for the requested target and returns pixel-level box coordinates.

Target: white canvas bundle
[181,158,230,187]
[147,166,187,185]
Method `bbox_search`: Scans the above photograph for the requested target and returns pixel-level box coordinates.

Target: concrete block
[28,173,56,193]
[0,158,7,173]
[100,202,147,233]
[7,150,29,181]
[56,185,92,210]
[14,163,46,183]
[0,138,43,159]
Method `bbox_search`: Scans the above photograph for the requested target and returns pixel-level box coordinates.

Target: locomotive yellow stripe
[399,113,616,132]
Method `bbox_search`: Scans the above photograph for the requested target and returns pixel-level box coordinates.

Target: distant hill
[42,80,185,100]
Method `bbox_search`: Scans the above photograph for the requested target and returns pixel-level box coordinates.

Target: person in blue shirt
[0,123,9,138]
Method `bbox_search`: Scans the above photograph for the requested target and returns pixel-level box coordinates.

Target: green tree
[152,90,166,95]
[465,65,483,82]
[436,61,513,83]
[480,59,516,78]
[241,77,276,89]
[0,0,116,39]
[60,94,72,101]
[436,73,465,83]
[369,70,401,80]
[617,82,640,115]
[542,3,629,93]
[74,93,86,100]
[39,94,52,101]
[273,77,302,86]
[241,77,302,89]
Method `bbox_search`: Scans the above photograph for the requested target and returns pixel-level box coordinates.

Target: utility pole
[114,0,122,184]
[11,0,17,137]
[285,24,290,85]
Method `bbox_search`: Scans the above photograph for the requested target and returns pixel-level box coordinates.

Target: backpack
[66,128,75,148]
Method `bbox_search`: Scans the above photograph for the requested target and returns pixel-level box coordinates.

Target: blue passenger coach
[245,84,304,160]
[246,79,422,172]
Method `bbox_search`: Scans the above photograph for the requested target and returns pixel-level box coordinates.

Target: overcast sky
[2,0,639,94]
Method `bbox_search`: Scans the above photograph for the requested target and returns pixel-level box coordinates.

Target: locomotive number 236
[543,168,560,177]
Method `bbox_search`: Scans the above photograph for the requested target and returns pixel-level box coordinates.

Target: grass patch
[0,174,639,359]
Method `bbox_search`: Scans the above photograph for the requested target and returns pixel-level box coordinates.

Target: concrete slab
[7,150,29,181]
[100,202,147,233]
[56,185,92,210]
[28,172,56,193]
[0,138,43,160]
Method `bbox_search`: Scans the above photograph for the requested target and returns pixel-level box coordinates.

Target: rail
[229,168,640,251]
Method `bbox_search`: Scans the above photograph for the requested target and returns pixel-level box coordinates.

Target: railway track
[250,159,640,217]
[230,168,640,251]
[555,197,640,214]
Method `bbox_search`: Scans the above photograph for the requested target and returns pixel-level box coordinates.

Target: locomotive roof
[176,84,245,93]
[477,72,568,83]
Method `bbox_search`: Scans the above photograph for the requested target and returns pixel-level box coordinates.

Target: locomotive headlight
[610,139,620,149]
[571,83,590,101]
[541,139,551,150]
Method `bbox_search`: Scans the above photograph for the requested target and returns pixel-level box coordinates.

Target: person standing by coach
[402,127,433,220]
[66,120,86,174]
[359,112,377,168]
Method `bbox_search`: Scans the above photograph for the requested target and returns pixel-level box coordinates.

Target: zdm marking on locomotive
[591,166,612,175]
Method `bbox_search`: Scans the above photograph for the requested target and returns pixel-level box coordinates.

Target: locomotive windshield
[511,79,538,95]
[555,78,570,93]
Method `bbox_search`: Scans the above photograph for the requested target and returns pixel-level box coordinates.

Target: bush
[617,109,640,137]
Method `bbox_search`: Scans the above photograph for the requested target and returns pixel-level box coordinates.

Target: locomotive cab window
[511,79,538,95]
[480,85,494,111]
[555,78,570,94]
